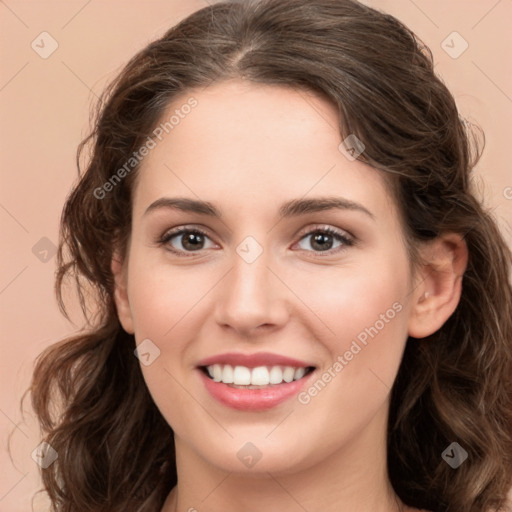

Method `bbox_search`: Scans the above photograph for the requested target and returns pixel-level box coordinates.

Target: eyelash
[157,225,355,258]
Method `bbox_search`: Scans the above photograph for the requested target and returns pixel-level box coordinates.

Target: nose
[213,248,290,338]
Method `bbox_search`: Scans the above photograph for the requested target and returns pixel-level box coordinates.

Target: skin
[112,79,468,512]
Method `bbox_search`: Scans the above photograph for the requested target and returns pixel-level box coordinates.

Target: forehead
[132,79,397,223]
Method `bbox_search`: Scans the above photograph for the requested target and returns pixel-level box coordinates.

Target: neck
[162,403,406,512]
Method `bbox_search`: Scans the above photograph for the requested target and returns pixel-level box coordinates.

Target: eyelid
[292,224,355,256]
[159,225,217,249]
[295,223,354,242]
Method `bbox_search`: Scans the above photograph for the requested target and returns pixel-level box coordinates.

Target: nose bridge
[214,239,288,333]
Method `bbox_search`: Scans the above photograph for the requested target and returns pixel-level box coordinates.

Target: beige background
[1,1,511,510]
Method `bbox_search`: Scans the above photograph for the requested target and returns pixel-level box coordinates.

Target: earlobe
[111,251,135,334]
[408,233,468,339]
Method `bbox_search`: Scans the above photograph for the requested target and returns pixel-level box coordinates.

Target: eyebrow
[143,196,375,220]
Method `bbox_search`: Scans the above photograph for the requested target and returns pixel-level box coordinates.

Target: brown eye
[159,228,216,256]
[295,227,354,254]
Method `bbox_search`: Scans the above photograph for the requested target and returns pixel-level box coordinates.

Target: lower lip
[198,369,315,411]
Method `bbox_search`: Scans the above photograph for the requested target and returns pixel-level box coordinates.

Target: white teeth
[222,364,234,384]
[204,364,311,386]
[294,367,306,380]
[212,364,222,382]
[251,366,270,386]
[233,366,251,385]
[282,366,295,383]
[269,366,283,384]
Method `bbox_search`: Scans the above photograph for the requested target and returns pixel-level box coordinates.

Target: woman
[30,0,512,511]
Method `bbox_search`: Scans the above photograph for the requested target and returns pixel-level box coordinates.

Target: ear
[111,249,135,334]
[408,232,468,339]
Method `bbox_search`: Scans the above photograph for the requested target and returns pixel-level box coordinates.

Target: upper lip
[196,352,315,369]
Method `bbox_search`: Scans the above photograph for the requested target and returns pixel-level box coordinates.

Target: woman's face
[114,79,420,475]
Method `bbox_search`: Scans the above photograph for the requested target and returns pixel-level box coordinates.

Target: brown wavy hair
[29,0,512,511]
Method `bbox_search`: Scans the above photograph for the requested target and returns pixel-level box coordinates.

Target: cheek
[127,257,213,340]
[291,253,411,404]
[126,262,213,432]
[286,275,410,472]
[289,256,410,349]
[324,273,407,351]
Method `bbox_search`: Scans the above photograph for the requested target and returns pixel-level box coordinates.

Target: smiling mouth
[200,364,316,389]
